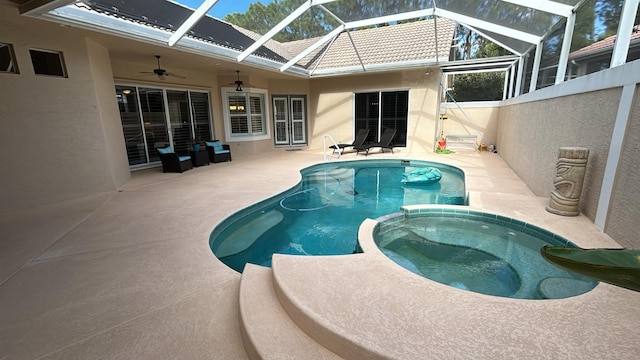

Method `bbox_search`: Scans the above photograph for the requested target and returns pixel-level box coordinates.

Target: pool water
[374,210,598,299]
[210,160,466,272]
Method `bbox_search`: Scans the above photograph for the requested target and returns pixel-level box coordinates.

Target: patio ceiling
[16,0,629,87]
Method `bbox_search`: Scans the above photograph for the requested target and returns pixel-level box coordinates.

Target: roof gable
[282,18,456,72]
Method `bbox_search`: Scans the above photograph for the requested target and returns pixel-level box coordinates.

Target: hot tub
[371,207,598,299]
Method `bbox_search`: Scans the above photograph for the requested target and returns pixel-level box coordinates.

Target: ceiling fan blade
[166,72,186,79]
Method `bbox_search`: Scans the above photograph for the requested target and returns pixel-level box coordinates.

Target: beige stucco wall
[86,39,131,189]
[308,70,440,152]
[497,88,620,221]
[0,5,130,211]
[440,104,500,147]
[606,84,640,248]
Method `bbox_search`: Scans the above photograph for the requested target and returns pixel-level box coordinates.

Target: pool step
[216,210,284,258]
[239,263,343,359]
[270,254,393,359]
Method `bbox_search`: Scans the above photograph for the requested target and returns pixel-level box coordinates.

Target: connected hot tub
[371,207,598,299]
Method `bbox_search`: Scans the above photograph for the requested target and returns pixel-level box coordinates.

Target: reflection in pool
[210,159,466,272]
[373,209,598,299]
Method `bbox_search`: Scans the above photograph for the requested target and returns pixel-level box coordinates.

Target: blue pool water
[210,159,466,272]
[374,210,598,299]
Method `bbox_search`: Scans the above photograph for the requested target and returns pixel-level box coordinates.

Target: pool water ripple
[210,160,466,272]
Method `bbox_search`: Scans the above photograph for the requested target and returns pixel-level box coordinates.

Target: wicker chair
[156,146,193,173]
[205,140,232,163]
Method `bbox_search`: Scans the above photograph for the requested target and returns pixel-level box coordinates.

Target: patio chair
[354,128,397,156]
[156,146,193,173]
[329,128,370,154]
[205,140,232,163]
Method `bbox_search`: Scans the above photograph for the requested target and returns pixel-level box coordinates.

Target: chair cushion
[157,146,174,154]
[206,140,225,154]
[178,156,191,162]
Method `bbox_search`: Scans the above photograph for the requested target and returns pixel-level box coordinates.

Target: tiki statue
[546,147,590,216]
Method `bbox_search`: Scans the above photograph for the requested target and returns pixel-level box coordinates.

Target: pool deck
[2,148,639,359]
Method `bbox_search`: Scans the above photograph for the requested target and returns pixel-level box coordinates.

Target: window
[223,89,269,141]
[0,43,18,74]
[355,91,408,146]
[29,49,66,77]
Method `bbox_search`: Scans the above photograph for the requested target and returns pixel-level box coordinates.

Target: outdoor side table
[190,150,210,167]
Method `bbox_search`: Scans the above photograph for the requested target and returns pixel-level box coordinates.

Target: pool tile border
[388,206,576,247]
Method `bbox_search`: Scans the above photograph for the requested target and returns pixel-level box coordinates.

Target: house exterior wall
[86,38,131,190]
[606,84,640,248]
[497,88,619,221]
[0,5,130,211]
[308,70,441,152]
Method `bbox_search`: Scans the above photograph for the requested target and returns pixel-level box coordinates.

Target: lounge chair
[205,140,232,163]
[354,128,397,156]
[329,128,370,154]
[156,146,193,173]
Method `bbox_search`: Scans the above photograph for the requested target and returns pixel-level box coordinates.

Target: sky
[175,0,272,19]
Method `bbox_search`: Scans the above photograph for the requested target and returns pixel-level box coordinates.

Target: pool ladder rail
[323,134,341,161]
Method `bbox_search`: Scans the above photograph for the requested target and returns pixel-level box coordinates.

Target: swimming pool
[210,159,466,272]
[372,208,598,299]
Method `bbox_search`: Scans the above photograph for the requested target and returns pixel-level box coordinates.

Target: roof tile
[570,24,640,59]
[282,18,456,70]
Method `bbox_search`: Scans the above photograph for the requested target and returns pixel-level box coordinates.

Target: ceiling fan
[226,70,257,91]
[140,55,185,80]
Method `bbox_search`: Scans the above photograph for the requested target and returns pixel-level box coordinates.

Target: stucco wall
[606,84,640,248]
[497,88,620,221]
[0,5,129,211]
[440,103,500,147]
[308,69,440,152]
[86,39,131,189]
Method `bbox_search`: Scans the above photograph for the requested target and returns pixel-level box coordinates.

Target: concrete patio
[1,148,639,359]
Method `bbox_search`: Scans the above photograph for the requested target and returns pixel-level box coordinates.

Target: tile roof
[570,24,640,59]
[282,18,456,70]
[230,24,297,61]
[75,0,456,74]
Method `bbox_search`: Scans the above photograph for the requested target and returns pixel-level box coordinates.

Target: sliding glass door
[115,85,213,169]
[354,90,408,146]
[140,88,170,163]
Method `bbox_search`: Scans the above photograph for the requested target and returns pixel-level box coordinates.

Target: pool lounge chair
[354,128,397,156]
[329,128,370,154]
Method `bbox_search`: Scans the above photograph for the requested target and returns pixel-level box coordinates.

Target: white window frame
[221,87,270,142]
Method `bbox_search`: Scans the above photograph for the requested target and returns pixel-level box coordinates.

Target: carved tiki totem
[546,147,590,216]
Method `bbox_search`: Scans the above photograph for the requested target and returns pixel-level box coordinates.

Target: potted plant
[192,139,203,152]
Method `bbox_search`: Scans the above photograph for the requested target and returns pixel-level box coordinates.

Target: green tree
[450,29,511,101]
[223,0,434,41]
[448,72,505,102]
[224,0,338,42]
